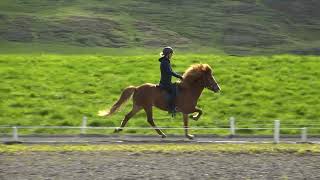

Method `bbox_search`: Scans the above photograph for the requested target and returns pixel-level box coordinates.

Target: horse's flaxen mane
[180,64,212,87]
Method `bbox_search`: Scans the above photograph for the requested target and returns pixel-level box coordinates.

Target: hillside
[0,0,320,55]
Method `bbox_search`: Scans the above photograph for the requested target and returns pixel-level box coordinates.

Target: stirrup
[168,107,178,117]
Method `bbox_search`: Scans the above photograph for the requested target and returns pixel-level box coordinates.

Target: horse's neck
[191,85,204,100]
[181,83,204,101]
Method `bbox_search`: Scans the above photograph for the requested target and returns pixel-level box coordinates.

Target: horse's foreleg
[189,108,202,121]
[145,107,166,138]
[114,105,141,133]
[183,114,194,139]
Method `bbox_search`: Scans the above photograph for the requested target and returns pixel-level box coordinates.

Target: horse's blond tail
[98,86,136,116]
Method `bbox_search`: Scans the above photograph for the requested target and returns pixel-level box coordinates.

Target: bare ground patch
[1,151,319,180]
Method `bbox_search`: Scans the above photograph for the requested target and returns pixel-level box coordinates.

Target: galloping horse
[98,63,220,139]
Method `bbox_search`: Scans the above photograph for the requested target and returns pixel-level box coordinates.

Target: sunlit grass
[0,144,320,154]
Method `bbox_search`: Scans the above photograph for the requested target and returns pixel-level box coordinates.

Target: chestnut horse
[98,63,220,139]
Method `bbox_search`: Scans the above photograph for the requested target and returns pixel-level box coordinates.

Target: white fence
[0,116,319,143]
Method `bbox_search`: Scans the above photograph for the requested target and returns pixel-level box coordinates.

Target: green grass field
[0,54,319,135]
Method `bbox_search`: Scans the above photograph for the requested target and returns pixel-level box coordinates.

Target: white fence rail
[1,117,319,144]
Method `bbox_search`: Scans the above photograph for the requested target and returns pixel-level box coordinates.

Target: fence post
[230,117,235,137]
[81,116,87,134]
[301,127,307,142]
[274,120,280,144]
[12,126,18,141]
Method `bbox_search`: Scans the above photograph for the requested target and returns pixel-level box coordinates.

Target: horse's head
[182,64,221,93]
[200,64,221,93]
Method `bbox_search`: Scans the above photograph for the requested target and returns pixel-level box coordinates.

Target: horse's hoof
[114,128,122,133]
[189,115,199,121]
[186,134,194,140]
[161,134,167,138]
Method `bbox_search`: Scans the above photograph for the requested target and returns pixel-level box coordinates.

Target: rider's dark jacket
[159,57,182,88]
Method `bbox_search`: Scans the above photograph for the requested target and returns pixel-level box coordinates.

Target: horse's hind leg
[114,104,141,133]
[144,106,166,138]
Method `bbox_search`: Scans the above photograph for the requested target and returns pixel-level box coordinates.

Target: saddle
[156,83,181,117]
[155,83,180,101]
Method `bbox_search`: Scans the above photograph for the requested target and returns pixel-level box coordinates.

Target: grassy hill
[0,0,320,55]
[0,54,319,135]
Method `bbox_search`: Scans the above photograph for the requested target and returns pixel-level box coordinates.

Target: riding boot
[168,100,176,117]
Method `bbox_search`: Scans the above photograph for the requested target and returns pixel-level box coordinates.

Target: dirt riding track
[1,151,320,180]
[1,136,320,179]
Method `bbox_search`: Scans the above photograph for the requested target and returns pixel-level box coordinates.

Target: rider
[158,46,183,116]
